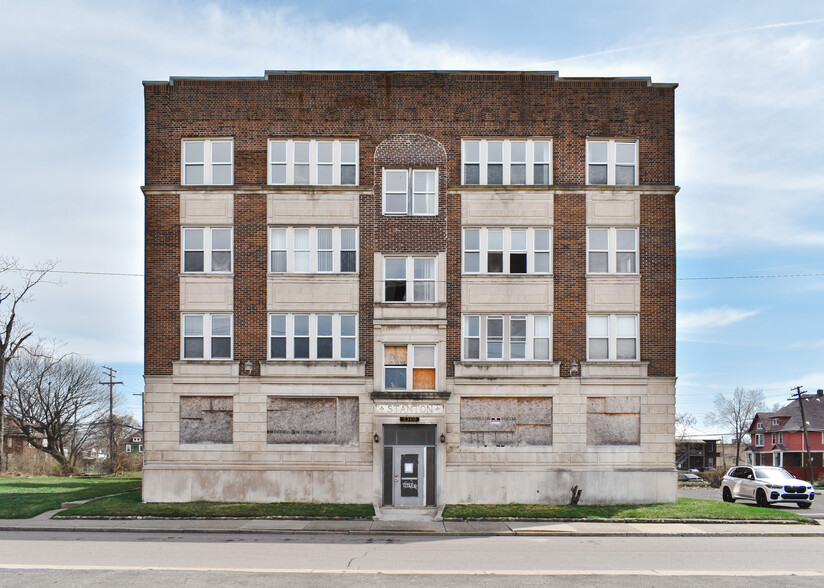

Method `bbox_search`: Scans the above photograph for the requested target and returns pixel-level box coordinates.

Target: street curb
[1,525,824,538]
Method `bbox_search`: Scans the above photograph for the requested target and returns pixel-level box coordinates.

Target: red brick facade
[143,71,676,379]
[552,193,587,376]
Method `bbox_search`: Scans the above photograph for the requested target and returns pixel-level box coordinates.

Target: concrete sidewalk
[0,510,822,537]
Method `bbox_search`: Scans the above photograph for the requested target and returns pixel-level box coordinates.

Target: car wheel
[722,487,734,503]
[797,502,811,509]
[756,489,770,508]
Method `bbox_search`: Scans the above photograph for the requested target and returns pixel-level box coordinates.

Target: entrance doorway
[382,424,436,507]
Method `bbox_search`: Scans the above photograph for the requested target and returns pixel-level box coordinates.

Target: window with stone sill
[269,227,357,274]
[384,344,436,391]
[182,227,232,273]
[269,313,357,360]
[182,139,233,185]
[268,139,358,186]
[462,139,551,185]
[382,169,437,215]
[586,139,637,186]
[587,227,637,274]
[462,314,551,361]
[463,228,551,274]
[384,257,436,302]
[182,313,232,360]
[754,433,764,447]
[586,314,638,361]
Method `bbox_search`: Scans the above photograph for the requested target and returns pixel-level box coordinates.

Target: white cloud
[677,307,760,334]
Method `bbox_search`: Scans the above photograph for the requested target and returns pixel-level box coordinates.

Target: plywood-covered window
[384,344,436,391]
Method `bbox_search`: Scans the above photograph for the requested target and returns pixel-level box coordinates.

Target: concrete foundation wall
[143,375,675,504]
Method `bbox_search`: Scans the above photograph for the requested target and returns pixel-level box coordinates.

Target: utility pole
[100,366,122,474]
[789,386,815,485]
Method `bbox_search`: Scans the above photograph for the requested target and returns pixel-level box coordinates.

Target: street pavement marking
[1,564,823,576]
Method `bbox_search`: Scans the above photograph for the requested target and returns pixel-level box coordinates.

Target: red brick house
[744,392,824,480]
[142,70,678,514]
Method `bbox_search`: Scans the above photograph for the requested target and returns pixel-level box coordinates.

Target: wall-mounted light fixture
[374,434,380,443]
[244,360,254,375]
[570,360,579,376]
[440,434,446,444]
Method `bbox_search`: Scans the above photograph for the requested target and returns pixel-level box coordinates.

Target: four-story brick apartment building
[143,71,677,513]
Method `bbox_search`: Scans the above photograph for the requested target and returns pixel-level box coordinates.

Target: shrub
[700,469,725,488]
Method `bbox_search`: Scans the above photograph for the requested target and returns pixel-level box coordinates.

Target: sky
[1,0,823,427]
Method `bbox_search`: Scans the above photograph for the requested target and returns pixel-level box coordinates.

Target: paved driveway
[678,485,823,516]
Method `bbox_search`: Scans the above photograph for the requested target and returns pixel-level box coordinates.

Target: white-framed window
[182,139,233,185]
[384,344,436,391]
[382,169,438,215]
[269,313,357,360]
[778,433,783,444]
[463,228,551,274]
[182,227,232,273]
[133,437,142,443]
[771,433,776,444]
[754,433,764,447]
[587,228,638,274]
[182,313,232,360]
[587,314,638,361]
[771,418,780,426]
[269,227,358,273]
[384,257,436,302]
[462,315,551,361]
[268,139,358,185]
[586,139,637,186]
[461,139,552,185]
[126,445,131,453]
[139,445,143,453]
[756,422,763,430]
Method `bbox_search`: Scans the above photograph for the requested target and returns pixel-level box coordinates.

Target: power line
[678,273,824,281]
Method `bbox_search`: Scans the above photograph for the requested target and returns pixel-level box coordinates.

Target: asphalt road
[1,531,823,586]
[678,485,824,515]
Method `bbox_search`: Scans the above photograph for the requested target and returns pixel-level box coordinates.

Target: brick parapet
[144,72,676,188]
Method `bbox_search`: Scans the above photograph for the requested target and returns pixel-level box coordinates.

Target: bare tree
[5,344,109,474]
[675,411,697,469]
[0,257,57,471]
[705,387,766,466]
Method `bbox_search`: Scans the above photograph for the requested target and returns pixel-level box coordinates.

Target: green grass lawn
[442,498,813,522]
[57,491,375,518]
[56,493,811,522]
[0,476,142,519]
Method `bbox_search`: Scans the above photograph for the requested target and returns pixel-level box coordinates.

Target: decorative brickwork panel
[460,397,552,447]
[553,193,586,375]
[587,396,640,445]
[373,134,448,253]
[446,192,462,377]
[234,193,267,375]
[179,396,233,444]
[266,397,358,445]
[359,191,375,377]
[640,194,676,377]
[145,193,179,375]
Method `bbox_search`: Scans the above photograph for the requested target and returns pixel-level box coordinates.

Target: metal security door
[393,447,426,506]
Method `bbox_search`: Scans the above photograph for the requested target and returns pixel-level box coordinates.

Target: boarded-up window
[587,396,640,446]
[267,397,358,445]
[460,397,552,447]
[179,396,233,444]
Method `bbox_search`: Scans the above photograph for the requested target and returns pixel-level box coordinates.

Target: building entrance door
[393,447,426,506]
[381,424,437,507]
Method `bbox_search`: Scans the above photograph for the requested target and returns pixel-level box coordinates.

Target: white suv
[722,466,815,509]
